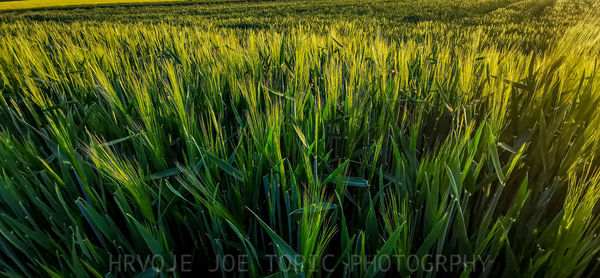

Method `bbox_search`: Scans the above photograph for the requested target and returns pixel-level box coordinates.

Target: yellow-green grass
[1,15,600,275]
[0,0,183,10]
[1,0,600,277]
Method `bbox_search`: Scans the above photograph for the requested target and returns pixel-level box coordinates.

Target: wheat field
[1,0,600,277]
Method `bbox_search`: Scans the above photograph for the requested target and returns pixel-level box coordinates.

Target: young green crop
[0,0,600,277]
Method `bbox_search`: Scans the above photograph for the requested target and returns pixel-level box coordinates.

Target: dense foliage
[1,0,600,277]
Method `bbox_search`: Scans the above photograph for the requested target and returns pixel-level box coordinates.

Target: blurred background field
[0,0,183,10]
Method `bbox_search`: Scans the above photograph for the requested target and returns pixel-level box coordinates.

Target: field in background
[0,0,183,10]
[1,0,600,277]
[0,0,589,53]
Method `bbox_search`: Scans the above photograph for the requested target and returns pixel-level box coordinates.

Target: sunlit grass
[0,0,599,277]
